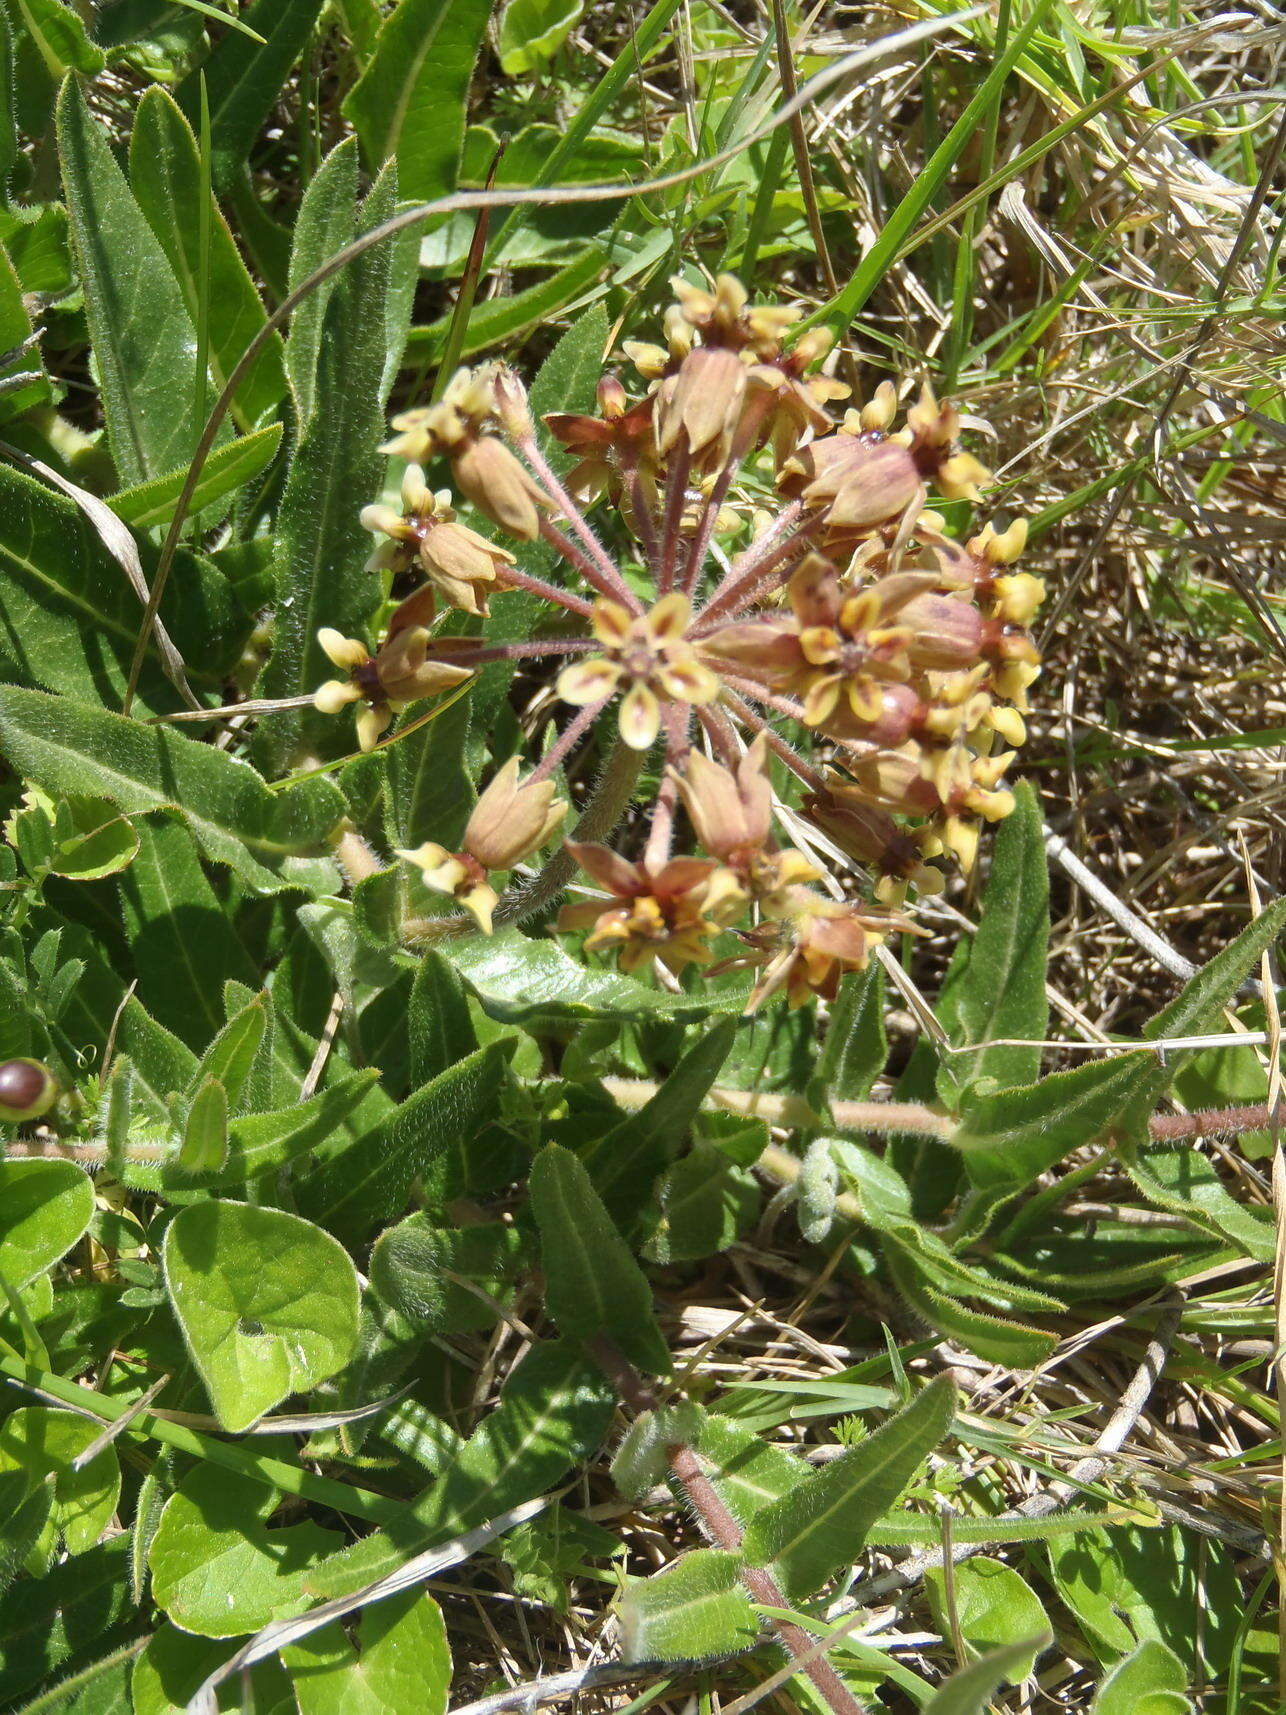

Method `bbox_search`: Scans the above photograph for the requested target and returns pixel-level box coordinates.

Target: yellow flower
[556,593,721,750]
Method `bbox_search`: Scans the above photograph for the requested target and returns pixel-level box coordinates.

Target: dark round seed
[0,1058,58,1122]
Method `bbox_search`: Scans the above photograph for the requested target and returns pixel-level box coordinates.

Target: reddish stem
[696,498,808,626]
[499,564,597,619]
[719,686,827,790]
[657,438,692,595]
[540,518,640,610]
[527,697,609,786]
[517,431,636,609]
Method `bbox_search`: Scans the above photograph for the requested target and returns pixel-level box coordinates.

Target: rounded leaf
[0,1407,120,1555]
[162,1202,360,1432]
[0,1158,94,1286]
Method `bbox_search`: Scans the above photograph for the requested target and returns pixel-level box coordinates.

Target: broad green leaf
[342,0,491,200]
[178,0,322,190]
[149,1466,341,1637]
[284,1590,451,1715]
[0,685,346,894]
[645,1143,759,1264]
[0,463,246,710]
[285,138,359,424]
[446,928,751,1024]
[529,1142,671,1373]
[132,1622,294,1715]
[40,794,139,881]
[386,682,474,852]
[619,1549,758,1664]
[179,1077,228,1173]
[925,1557,1049,1683]
[117,815,258,1051]
[162,1201,361,1431]
[922,1636,1054,1715]
[0,1539,132,1703]
[256,160,404,770]
[110,425,284,530]
[1090,1640,1191,1715]
[585,1016,741,1219]
[690,1412,808,1532]
[497,0,584,75]
[55,77,228,487]
[0,1467,50,1600]
[298,1039,511,1236]
[130,89,287,432]
[0,1407,120,1556]
[742,1378,955,1597]
[408,948,479,1084]
[938,781,1048,1103]
[12,0,104,77]
[0,1159,94,1287]
[305,1340,614,1601]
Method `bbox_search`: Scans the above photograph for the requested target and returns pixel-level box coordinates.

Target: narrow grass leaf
[923,1636,1054,1715]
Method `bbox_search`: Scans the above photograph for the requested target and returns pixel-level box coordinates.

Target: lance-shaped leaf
[1125,1147,1273,1262]
[13,0,103,78]
[408,949,479,1085]
[938,781,1048,1103]
[0,1538,132,1703]
[162,1201,361,1432]
[285,137,359,424]
[55,77,229,487]
[923,1636,1054,1715]
[619,1549,758,1664]
[130,89,287,431]
[187,994,268,1114]
[814,962,887,1107]
[256,161,405,771]
[741,1377,956,1598]
[886,1248,1058,1367]
[109,424,284,530]
[179,1076,228,1174]
[529,1142,671,1374]
[0,685,345,894]
[178,0,322,190]
[343,0,491,201]
[305,1340,615,1601]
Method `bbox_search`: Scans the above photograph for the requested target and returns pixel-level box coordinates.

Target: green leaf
[132,1622,293,1715]
[188,994,267,1113]
[1126,1147,1273,1262]
[938,782,1048,1103]
[386,685,474,852]
[885,1250,1057,1366]
[117,815,258,1051]
[299,1039,511,1237]
[0,1159,94,1288]
[645,1143,759,1264]
[0,685,345,894]
[149,1466,341,1637]
[0,463,246,710]
[129,88,287,432]
[162,1201,361,1431]
[284,138,359,424]
[585,1016,741,1219]
[529,1142,671,1374]
[0,1408,120,1557]
[815,963,886,1105]
[40,795,139,881]
[179,1077,228,1173]
[370,1218,525,1331]
[55,77,229,487]
[742,1377,955,1598]
[284,1590,451,1715]
[922,1636,1055,1715]
[306,1340,614,1602]
[689,1412,808,1532]
[0,1540,133,1703]
[257,160,404,771]
[12,0,104,77]
[619,1549,758,1664]
[446,928,751,1025]
[408,949,479,1083]
[109,424,284,530]
[610,1402,705,1501]
[342,0,491,201]
[497,0,584,75]
[925,1557,1049,1684]
[1090,1640,1191,1715]
[178,0,322,190]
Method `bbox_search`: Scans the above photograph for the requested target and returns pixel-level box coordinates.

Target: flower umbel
[311,272,1047,1009]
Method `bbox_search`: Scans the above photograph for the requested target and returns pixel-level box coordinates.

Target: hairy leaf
[619,1549,758,1664]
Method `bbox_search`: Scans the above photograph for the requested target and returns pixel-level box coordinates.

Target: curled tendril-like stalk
[313,273,1047,1009]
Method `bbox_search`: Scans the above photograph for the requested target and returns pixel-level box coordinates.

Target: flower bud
[0,1058,58,1122]
[452,436,548,540]
[969,517,1028,564]
[901,593,985,671]
[463,758,567,872]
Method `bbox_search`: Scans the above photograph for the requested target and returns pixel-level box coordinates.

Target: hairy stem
[587,1338,868,1715]
[527,697,609,787]
[517,433,637,609]
[539,518,637,609]
[696,498,807,625]
[498,564,598,619]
